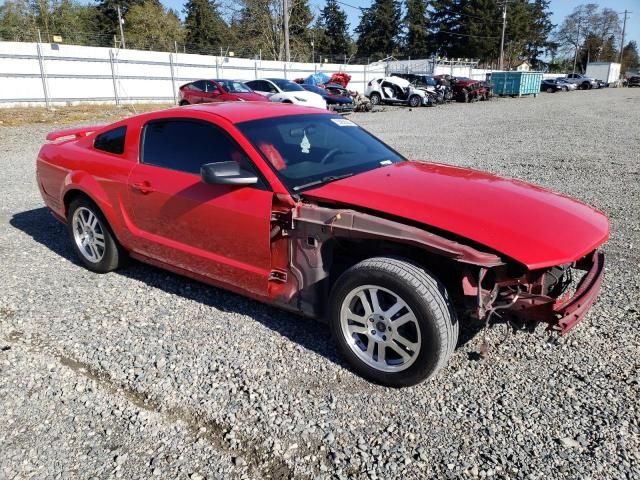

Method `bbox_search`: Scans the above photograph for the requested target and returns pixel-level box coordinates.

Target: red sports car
[36,103,608,387]
[179,79,266,105]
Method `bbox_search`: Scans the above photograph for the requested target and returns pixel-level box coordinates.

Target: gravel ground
[1,88,639,480]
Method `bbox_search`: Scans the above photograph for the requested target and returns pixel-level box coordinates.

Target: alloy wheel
[72,206,106,263]
[340,285,422,372]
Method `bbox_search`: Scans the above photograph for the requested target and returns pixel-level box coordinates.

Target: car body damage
[269,200,605,336]
[37,103,609,386]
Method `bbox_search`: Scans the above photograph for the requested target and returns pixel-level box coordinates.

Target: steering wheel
[320,148,341,164]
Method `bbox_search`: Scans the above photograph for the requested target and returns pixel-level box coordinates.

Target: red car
[36,103,608,387]
[179,79,266,105]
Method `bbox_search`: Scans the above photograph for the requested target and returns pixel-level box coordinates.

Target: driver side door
[126,118,273,297]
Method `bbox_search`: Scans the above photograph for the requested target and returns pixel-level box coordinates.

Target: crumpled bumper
[553,251,605,334]
[509,251,605,334]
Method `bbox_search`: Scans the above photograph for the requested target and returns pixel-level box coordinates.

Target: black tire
[67,197,126,273]
[179,100,189,106]
[369,92,381,105]
[546,87,554,93]
[408,95,421,108]
[329,257,458,387]
[581,82,591,90]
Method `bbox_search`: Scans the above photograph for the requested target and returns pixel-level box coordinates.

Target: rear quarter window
[94,126,127,155]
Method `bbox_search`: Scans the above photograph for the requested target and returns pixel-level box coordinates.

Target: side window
[192,80,206,91]
[204,81,217,93]
[247,80,265,92]
[266,82,278,93]
[94,126,126,155]
[142,119,250,175]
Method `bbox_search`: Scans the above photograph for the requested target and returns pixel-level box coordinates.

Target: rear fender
[61,171,122,237]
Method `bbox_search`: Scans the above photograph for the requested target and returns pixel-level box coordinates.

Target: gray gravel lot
[1,88,639,479]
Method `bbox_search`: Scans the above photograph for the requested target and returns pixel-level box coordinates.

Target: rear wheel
[369,92,381,106]
[179,100,189,106]
[329,257,458,387]
[67,197,126,273]
[546,87,554,93]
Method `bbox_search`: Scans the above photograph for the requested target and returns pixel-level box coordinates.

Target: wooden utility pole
[283,0,290,62]
[117,6,126,49]
[499,1,507,70]
[618,10,631,64]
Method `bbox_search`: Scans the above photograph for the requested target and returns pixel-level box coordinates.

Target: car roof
[139,102,331,125]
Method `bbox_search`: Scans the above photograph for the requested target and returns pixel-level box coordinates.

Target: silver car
[555,78,577,91]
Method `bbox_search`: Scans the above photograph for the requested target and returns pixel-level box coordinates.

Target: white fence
[0,41,386,108]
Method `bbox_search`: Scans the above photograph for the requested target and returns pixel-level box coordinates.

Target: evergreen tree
[355,0,401,59]
[126,0,184,51]
[428,0,554,67]
[0,0,35,41]
[621,41,639,74]
[96,0,153,45]
[289,0,313,60]
[404,0,429,57]
[315,0,350,59]
[183,0,228,54]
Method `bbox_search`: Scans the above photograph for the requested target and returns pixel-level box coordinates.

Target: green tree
[427,0,554,67]
[403,0,429,57]
[50,0,100,45]
[96,0,153,45]
[0,0,35,41]
[232,0,313,60]
[355,0,401,59]
[125,0,184,51]
[621,41,639,74]
[315,0,350,60]
[555,3,621,72]
[184,0,228,54]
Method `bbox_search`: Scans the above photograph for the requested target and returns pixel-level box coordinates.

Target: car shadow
[10,207,346,367]
[11,207,498,371]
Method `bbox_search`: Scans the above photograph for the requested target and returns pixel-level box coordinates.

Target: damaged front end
[462,250,605,335]
[269,201,605,335]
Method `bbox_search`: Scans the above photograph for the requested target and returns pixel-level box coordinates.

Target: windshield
[303,85,326,95]
[270,79,305,92]
[237,114,404,191]
[218,80,252,93]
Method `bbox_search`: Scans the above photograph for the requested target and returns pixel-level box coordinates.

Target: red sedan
[179,79,266,105]
[36,103,608,387]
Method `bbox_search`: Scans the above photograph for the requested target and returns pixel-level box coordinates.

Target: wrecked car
[365,76,431,107]
[36,103,608,387]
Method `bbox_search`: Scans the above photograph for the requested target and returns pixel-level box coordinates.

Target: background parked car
[179,79,265,105]
[243,78,326,110]
[628,76,640,87]
[299,84,354,112]
[365,76,429,107]
[555,78,577,91]
[541,79,567,93]
[565,73,598,90]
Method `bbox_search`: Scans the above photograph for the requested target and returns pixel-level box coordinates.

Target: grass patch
[0,103,174,127]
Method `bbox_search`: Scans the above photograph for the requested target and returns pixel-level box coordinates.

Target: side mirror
[201,161,258,186]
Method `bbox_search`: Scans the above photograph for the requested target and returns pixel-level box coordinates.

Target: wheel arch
[284,204,503,319]
[61,173,125,245]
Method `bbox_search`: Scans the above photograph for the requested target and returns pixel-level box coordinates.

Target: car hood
[303,161,609,269]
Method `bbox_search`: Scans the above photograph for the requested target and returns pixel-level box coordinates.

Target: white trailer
[586,62,621,86]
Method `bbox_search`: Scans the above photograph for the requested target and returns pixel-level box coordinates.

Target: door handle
[132,181,154,194]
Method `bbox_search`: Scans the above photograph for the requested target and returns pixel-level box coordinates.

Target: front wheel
[408,95,421,108]
[67,197,126,273]
[369,92,381,105]
[329,257,458,387]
